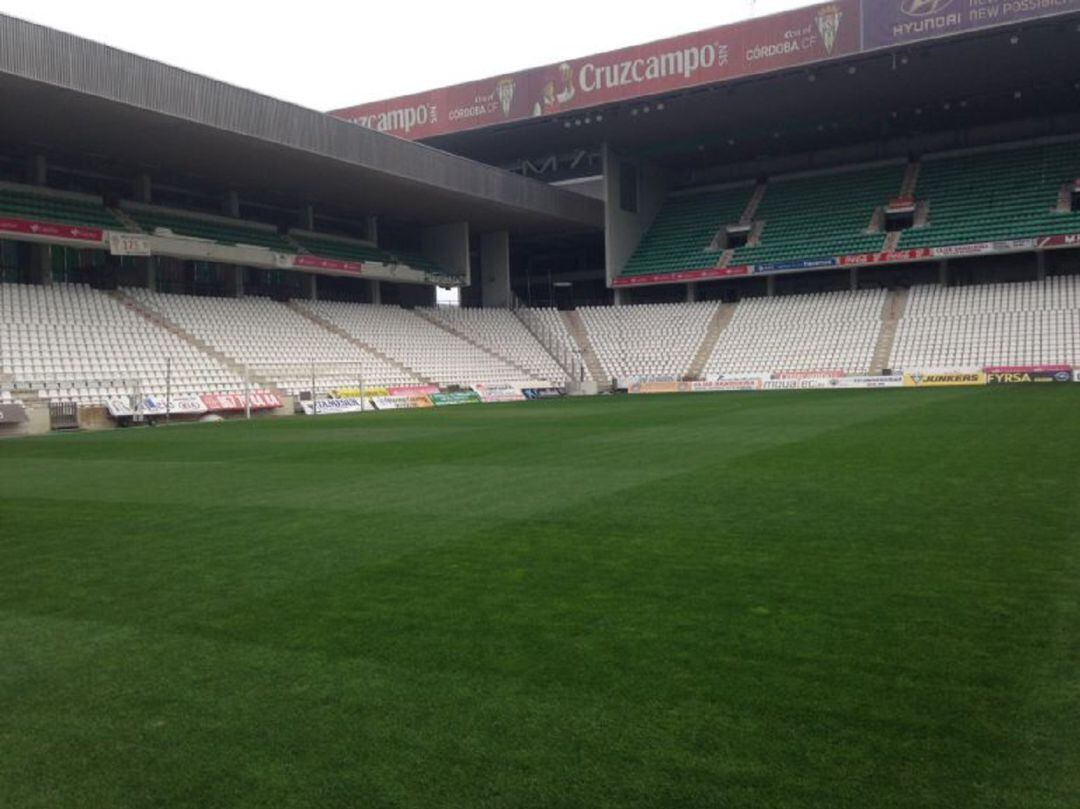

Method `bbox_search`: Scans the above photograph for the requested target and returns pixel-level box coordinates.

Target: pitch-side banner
[0,403,28,424]
[863,0,1080,48]
[331,1,860,140]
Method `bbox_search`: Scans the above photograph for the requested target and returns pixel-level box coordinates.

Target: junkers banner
[903,372,987,387]
[863,0,1080,47]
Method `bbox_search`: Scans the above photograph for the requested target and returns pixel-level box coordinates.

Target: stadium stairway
[111,290,281,392]
[686,303,737,379]
[287,303,431,386]
[739,182,768,225]
[562,310,610,387]
[868,288,910,374]
[412,309,538,381]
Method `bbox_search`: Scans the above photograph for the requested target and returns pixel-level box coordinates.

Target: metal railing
[509,294,585,384]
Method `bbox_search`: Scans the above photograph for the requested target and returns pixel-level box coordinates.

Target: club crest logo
[816,4,843,55]
[496,78,516,117]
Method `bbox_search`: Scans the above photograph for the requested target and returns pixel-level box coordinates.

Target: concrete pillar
[34,245,52,285]
[422,222,470,286]
[233,265,245,298]
[602,143,668,287]
[766,275,776,297]
[686,282,698,303]
[480,231,511,308]
[371,280,382,305]
[614,288,630,306]
[850,267,859,291]
[365,216,379,244]
[224,191,241,218]
[134,174,153,203]
[308,273,318,301]
[299,204,315,231]
[1036,251,1047,282]
[28,154,47,186]
[145,257,156,291]
[938,260,949,286]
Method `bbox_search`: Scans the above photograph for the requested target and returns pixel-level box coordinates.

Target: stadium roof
[0,14,603,234]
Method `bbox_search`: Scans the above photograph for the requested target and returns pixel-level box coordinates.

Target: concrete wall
[602,143,668,287]
[480,231,511,308]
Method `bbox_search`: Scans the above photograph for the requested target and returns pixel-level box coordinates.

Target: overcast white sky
[0,0,814,111]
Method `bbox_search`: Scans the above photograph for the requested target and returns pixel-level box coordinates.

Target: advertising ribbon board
[986,370,1074,385]
[472,384,528,403]
[301,398,371,415]
[689,379,762,393]
[430,392,483,406]
[372,396,434,410]
[835,376,905,389]
[522,388,568,400]
[201,392,283,412]
[863,0,1080,48]
[903,372,987,388]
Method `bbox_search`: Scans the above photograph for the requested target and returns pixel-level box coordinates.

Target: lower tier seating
[703,289,886,375]
[890,276,1080,369]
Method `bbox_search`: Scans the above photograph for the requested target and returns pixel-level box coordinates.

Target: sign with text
[863,0,1080,48]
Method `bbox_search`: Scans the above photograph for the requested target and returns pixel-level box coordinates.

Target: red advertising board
[294,255,364,275]
[612,265,750,287]
[0,217,103,244]
[201,392,283,412]
[332,1,860,140]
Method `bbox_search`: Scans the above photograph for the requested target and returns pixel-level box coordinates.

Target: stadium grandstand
[1,4,1080,804]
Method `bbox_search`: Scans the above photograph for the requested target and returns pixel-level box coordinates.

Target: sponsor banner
[522,387,568,400]
[331,387,389,398]
[704,373,771,383]
[472,384,528,403]
[332,1,860,140]
[763,377,839,390]
[1075,371,1080,383]
[903,372,987,388]
[388,385,441,397]
[293,254,364,275]
[613,265,750,287]
[0,403,28,424]
[689,379,761,392]
[0,216,103,244]
[1037,234,1080,250]
[985,365,1072,375]
[372,395,434,410]
[201,391,283,412]
[106,395,208,417]
[986,370,1074,385]
[863,0,1080,49]
[301,397,371,415]
[628,381,689,395]
[430,392,483,406]
[931,238,1036,259]
[775,369,845,379]
[838,248,934,266]
[108,233,151,256]
[751,257,838,274]
[834,375,905,389]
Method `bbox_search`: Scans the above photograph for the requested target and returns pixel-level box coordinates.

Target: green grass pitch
[1,387,1078,808]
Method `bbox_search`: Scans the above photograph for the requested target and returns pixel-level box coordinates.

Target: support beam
[308,273,318,301]
[371,280,382,305]
[224,191,241,218]
[1036,251,1047,281]
[28,154,47,186]
[422,222,470,286]
[614,288,630,306]
[134,174,153,203]
[232,265,244,298]
[850,267,859,291]
[33,244,51,285]
[687,282,698,303]
[602,143,668,287]
[938,260,949,286]
[766,275,776,297]
[480,231,511,308]
[299,204,315,231]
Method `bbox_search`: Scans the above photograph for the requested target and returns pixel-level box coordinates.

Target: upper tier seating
[0,282,242,404]
[732,164,904,266]
[422,306,565,382]
[579,302,720,381]
[0,186,125,230]
[290,235,396,264]
[128,289,415,393]
[297,301,533,387]
[621,185,753,279]
[703,289,886,375]
[900,140,1080,249]
[890,277,1080,369]
[126,208,296,252]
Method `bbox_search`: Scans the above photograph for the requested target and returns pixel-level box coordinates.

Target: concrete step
[562,310,611,387]
[901,161,921,198]
[687,303,737,380]
[868,288,910,374]
[740,182,768,225]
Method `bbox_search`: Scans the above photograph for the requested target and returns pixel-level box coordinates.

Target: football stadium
[1,2,1079,806]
